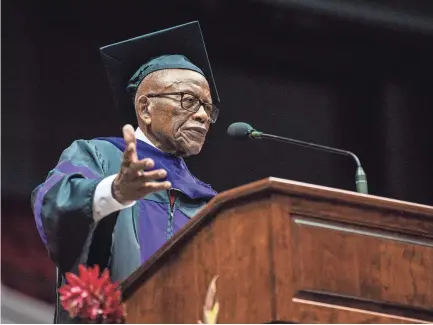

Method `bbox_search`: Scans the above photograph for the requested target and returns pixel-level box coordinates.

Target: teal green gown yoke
[31,138,217,323]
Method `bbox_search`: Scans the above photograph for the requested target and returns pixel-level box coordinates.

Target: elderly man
[31,21,219,323]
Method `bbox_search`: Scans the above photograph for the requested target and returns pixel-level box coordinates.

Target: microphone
[227,122,368,194]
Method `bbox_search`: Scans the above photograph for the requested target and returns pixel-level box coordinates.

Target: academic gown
[31,137,217,323]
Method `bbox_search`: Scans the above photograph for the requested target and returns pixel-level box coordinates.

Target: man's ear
[136,95,152,125]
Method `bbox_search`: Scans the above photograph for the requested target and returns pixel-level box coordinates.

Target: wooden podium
[121,178,433,323]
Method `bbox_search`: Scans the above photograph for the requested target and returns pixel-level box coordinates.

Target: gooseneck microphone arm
[228,122,368,194]
[252,131,362,168]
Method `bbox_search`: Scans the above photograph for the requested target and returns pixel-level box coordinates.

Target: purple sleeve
[30,140,116,273]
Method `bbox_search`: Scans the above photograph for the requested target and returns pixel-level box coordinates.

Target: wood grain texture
[125,196,275,323]
[288,215,433,323]
[122,178,433,323]
[294,290,433,322]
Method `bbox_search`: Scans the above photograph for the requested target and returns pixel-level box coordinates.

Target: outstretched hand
[112,125,171,204]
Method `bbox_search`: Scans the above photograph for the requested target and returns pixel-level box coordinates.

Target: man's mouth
[183,126,207,137]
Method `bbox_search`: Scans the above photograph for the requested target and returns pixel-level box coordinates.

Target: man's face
[137,69,213,157]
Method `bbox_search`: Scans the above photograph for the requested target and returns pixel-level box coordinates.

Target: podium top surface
[256,177,433,215]
[197,177,433,219]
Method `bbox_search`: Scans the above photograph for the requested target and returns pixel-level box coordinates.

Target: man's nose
[192,105,209,123]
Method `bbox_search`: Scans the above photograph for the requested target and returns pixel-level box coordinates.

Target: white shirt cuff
[93,174,136,222]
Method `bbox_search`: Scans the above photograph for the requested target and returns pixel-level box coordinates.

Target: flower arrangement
[59,265,219,324]
[58,264,126,323]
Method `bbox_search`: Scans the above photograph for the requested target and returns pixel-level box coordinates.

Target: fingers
[121,143,137,169]
[138,169,167,181]
[119,125,172,197]
[122,124,137,162]
[142,180,172,192]
[130,158,155,171]
[122,124,136,145]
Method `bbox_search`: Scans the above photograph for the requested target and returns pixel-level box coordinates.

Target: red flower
[58,264,126,323]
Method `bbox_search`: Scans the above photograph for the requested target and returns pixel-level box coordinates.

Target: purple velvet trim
[173,209,190,232]
[34,160,100,246]
[55,160,101,179]
[34,173,64,246]
[137,200,166,263]
[137,200,191,263]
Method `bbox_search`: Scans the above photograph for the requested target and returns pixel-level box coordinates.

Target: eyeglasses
[146,92,219,124]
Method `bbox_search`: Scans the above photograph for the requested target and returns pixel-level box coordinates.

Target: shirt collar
[135,128,160,150]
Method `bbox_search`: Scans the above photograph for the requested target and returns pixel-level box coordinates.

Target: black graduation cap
[99,21,219,124]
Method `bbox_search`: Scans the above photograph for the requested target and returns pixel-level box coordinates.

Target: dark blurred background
[2,0,433,321]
